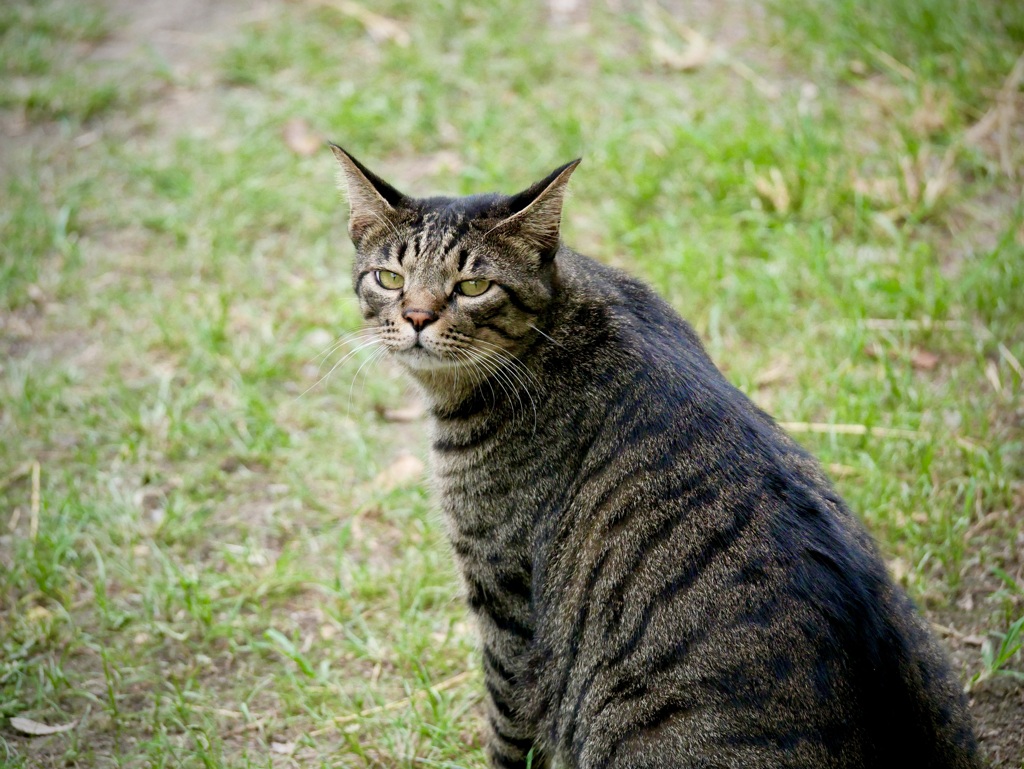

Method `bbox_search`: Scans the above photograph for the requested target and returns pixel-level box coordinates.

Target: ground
[1,0,1022,767]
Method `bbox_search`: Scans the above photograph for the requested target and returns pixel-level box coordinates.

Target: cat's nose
[402,308,438,331]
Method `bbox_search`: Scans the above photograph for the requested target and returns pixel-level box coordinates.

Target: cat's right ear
[486,158,581,258]
[330,144,407,244]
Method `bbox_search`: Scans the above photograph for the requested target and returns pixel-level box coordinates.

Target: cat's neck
[406,367,482,411]
[405,341,545,418]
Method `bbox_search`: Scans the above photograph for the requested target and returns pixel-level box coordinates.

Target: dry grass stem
[827,463,859,478]
[310,671,474,736]
[865,43,918,82]
[861,318,994,338]
[645,3,780,98]
[298,0,411,46]
[0,462,31,493]
[781,422,983,455]
[29,461,40,541]
[998,342,1024,383]
[965,51,1024,178]
[779,421,925,439]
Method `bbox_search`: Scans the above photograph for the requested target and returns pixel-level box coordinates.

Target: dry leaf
[753,168,790,214]
[10,717,78,736]
[548,0,581,26]
[374,402,424,423]
[852,175,900,207]
[310,0,410,46]
[964,51,1024,178]
[857,78,904,114]
[26,606,51,622]
[910,349,939,371]
[650,34,711,72]
[899,155,920,202]
[909,86,950,137]
[887,558,908,584]
[848,59,868,76]
[374,453,425,491]
[754,359,792,388]
[985,360,1003,395]
[270,741,296,755]
[827,463,858,478]
[282,118,321,156]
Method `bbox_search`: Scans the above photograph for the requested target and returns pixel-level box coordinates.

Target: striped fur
[331,146,982,769]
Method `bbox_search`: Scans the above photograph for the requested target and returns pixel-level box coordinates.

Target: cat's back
[528,249,981,769]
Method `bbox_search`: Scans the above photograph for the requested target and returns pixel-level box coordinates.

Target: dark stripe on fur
[599,699,698,766]
[502,285,542,315]
[485,646,517,683]
[467,580,532,639]
[355,268,374,289]
[433,429,492,452]
[490,717,536,752]
[495,568,533,602]
[608,501,752,666]
[476,321,527,341]
[491,751,525,769]
[486,678,517,720]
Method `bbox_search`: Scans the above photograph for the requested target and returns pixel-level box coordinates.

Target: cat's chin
[395,348,463,373]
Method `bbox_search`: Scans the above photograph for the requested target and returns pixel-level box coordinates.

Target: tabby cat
[329,145,982,769]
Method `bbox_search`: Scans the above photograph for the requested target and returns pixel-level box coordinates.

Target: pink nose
[402,308,438,331]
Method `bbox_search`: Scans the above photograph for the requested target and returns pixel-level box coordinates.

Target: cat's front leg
[481,644,549,769]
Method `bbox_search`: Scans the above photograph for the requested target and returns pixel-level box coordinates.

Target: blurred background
[1,0,1022,766]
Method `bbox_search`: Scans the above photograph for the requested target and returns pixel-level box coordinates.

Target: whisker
[528,323,565,349]
[312,328,381,374]
[347,345,389,417]
[493,349,539,429]
[471,345,538,434]
[295,335,382,400]
[471,338,543,391]
[322,337,383,378]
[458,347,501,409]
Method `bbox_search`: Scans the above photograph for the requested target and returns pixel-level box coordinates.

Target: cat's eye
[456,279,491,297]
[375,270,404,290]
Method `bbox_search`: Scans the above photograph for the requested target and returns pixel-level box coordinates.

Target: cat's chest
[428,414,571,538]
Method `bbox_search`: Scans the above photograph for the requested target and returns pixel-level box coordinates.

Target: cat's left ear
[489,159,581,256]
[330,144,409,245]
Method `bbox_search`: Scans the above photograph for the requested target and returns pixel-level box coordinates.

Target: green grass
[0,0,125,122]
[768,0,1024,116]
[1,0,1023,766]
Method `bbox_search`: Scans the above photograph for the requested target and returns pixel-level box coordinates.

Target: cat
[329,145,982,769]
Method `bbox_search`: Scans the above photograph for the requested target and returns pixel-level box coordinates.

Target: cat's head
[331,145,579,382]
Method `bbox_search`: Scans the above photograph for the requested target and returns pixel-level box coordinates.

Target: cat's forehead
[408,193,504,237]
[392,194,507,260]
[402,209,475,262]
[353,185,528,275]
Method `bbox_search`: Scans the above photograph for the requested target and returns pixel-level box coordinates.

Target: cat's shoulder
[554,246,714,370]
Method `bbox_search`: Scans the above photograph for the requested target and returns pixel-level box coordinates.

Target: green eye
[456,279,491,297]
[375,270,404,290]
